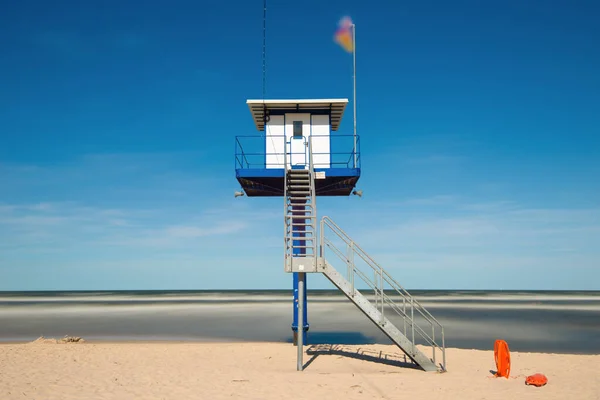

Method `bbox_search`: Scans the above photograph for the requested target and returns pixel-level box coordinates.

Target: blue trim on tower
[237,167,360,179]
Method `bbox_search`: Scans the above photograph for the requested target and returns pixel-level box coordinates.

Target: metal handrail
[322,216,443,327]
[322,217,441,322]
[235,134,361,170]
[235,137,251,169]
[320,215,446,370]
[283,139,289,269]
[308,136,318,272]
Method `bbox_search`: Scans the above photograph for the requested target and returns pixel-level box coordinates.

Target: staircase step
[288,186,310,190]
[287,169,310,177]
[285,234,315,238]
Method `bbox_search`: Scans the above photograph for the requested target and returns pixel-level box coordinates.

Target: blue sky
[1,0,598,291]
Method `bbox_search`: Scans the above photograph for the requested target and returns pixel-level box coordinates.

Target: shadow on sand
[282,331,419,370]
[303,343,420,371]
[284,331,378,346]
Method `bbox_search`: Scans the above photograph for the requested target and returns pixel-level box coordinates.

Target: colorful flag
[334,16,354,53]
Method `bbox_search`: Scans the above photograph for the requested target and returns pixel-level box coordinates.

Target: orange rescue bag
[525,373,548,387]
[494,339,511,378]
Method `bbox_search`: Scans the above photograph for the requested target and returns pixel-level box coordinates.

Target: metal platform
[235,134,361,197]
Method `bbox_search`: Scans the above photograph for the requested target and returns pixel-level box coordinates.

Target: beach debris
[525,373,548,387]
[30,335,85,344]
[493,339,511,378]
[31,336,58,344]
[351,384,363,394]
[59,335,85,343]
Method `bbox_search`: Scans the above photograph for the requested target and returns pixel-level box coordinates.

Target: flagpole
[352,23,357,168]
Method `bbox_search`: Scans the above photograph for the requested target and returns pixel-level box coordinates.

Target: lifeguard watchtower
[236,99,360,196]
[234,98,446,373]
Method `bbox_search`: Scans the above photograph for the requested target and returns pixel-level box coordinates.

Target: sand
[0,340,598,400]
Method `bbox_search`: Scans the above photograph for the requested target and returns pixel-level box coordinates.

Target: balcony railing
[235,134,361,170]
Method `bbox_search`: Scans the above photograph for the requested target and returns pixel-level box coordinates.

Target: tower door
[285,113,310,168]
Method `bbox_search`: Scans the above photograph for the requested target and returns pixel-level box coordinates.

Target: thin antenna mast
[262,0,267,102]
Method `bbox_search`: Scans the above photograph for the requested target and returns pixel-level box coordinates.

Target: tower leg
[297,271,305,371]
[292,273,308,345]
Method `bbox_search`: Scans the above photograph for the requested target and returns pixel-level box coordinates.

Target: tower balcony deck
[235,134,361,197]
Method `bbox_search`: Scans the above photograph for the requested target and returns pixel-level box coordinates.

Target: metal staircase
[283,137,446,373]
[284,139,318,274]
[319,217,446,372]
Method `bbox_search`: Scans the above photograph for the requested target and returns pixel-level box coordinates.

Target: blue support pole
[291,201,309,345]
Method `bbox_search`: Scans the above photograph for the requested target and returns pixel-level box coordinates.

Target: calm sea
[1,290,599,354]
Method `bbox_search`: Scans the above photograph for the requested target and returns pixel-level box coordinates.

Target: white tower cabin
[247,99,348,170]
[237,98,358,196]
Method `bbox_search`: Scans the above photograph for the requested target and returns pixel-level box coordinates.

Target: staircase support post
[297,271,306,371]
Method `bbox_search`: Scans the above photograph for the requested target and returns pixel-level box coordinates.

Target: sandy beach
[1,340,598,400]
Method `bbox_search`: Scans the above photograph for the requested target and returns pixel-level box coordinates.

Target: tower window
[293,121,303,138]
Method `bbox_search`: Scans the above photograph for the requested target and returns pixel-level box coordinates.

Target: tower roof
[246,99,349,131]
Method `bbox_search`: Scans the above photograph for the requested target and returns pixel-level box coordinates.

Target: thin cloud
[0,197,276,253]
[320,196,600,281]
[459,200,519,212]
[1,151,215,207]
[395,195,459,207]
[403,154,464,166]
[165,222,248,239]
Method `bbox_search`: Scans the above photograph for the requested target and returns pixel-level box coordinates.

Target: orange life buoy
[525,373,548,387]
[494,339,511,378]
